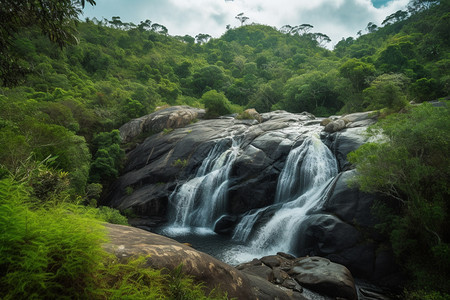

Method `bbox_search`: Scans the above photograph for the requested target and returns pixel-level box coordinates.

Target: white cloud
[83,0,410,47]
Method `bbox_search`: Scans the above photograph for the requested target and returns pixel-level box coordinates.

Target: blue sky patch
[371,0,393,8]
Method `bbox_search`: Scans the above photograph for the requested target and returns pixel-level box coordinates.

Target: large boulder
[104,224,304,300]
[322,127,370,170]
[322,111,377,134]
[119,106,205,143]
[290,257,357,300]
[237,254,357,300]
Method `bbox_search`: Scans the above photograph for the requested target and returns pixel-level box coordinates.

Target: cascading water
[166,138,241,232]
[222,135,338,264]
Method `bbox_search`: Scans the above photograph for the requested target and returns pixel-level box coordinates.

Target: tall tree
[195,33,211,44]
[366,22,378,33]
[235,13,249,26]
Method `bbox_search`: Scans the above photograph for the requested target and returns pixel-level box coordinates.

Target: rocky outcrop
[297,170,403,286]
[105,110,317,217]
[105,223,307,299]
[119,106,205,143]
[105,106,399,287]
[323,111,377,134]
[241,108,263,123]
[237,254,357,300]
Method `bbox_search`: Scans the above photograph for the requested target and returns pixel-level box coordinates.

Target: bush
[201,90,233,118]
[95,206,129,225]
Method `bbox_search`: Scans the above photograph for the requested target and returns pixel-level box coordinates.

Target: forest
[0,0,449,299]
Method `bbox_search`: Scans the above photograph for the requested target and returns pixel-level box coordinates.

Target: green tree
[191,65,228,96]
[339,58,376,92]
[410,77,439,102]
[375,42,414,73]
[0,0,96,86]
[362,73,409,111]
[281,71,341,115]
[247,82,281,113]
[348,103,450,292]
[89,130,124,183]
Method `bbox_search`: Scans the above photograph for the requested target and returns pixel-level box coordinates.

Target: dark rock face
[106,110,317,217]
[292,170,404,287]
[105,107,399,286]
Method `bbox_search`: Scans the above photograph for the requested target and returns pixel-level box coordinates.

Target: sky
[82,0,410,48]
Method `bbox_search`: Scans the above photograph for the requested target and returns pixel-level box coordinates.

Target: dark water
[153,225,267,266]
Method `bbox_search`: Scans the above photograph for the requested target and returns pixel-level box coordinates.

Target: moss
[172,158,188,168]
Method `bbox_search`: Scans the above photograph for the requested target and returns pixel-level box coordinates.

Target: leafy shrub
[0,176,228,299]
[0,178,107,299]
[93,257,229,300]
[95,206,129,225]
[173,158,188,168]
[201,90,233,118]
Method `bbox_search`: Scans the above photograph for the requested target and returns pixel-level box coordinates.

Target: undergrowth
[0,165,229,299]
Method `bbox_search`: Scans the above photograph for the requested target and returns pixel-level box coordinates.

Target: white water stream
[161,133,339,266]
[222,135,338,264]
[164,138,241,234]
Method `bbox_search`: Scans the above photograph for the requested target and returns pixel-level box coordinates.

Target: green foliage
[348,103,450,292]
[404,289,450,300]
[192,65,228,97]
[95,206,129,225]
[339,58,376,92]
[0,177,107,299]
[163,127,174,135]
[0,0,96,86]
[92,257,229,300]
[0,161,228,299]
[89,130,125,184]
[362,73,409,111]
[410,77,439,102]
[280,71,341,115]
[201,90,233,118]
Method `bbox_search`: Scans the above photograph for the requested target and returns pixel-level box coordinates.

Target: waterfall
[274,136,336,203]
[232,208,269,242]
[229,135,338,260]
[168,138,240,230]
